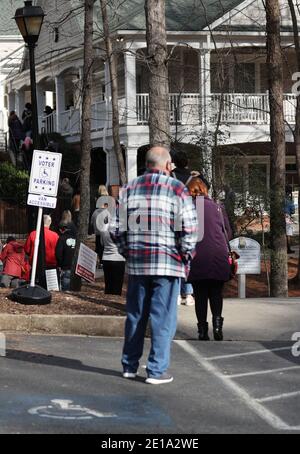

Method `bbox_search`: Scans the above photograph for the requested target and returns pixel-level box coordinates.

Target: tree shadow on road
[3,348,144,383]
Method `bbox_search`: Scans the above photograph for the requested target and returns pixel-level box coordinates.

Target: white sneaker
[177,296,182,306]
[123,371,137,379]
[145,373,174,385]
[184,295,195,306]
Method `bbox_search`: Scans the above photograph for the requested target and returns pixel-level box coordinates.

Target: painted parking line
[257,391,300,403]
[227,365,300,379]
[204,346,292,361]
[175,340,300,432]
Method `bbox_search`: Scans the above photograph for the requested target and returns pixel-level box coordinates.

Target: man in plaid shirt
[113,146,198,385]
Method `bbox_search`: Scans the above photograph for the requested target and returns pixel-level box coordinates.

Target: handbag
[218,205,240,279]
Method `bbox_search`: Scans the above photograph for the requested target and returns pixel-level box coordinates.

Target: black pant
[95,235,104,263]
[102,261,125,295]
[192,279,224,323]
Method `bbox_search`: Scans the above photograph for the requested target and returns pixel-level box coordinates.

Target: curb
[0,314,126,336]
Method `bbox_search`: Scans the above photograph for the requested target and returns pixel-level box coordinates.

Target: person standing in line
[91,185,109,266]
[112,146,198,385]
[97,208,126,295]
[22,102,33,137]
[8,111,25,154]
[55,222,77,291]
[172,150,210,307]
[187,178,232,341]
[24,214,59,269]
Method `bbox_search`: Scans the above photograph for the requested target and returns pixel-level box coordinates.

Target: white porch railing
[38,93,297,136]
[211,93,297,124]
[136,92,297,126]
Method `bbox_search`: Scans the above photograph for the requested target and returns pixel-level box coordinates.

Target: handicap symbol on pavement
[28,399,117,420]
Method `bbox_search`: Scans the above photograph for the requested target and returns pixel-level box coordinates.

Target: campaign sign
[29,150,62,197]
[27,193,57,209]
[45,269,59,291]
[75,243,97,283]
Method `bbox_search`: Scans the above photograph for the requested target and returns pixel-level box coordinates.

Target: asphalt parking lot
[0,334,299,434]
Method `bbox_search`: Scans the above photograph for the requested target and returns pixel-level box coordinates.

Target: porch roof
[0,0,24,36]
[99,0,245,32]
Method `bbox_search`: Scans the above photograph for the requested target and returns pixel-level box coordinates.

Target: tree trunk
[145,0,170,147]
[266,0,288,297]
[100,0,127,186]
[70,0,94,291]
[287,0,300,283]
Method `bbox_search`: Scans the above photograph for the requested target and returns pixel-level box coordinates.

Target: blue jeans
[122,275,180,377]
[60,270,71,291]
[181,279,193,296]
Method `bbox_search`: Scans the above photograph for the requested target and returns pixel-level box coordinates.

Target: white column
[199,48,211,125]
[36,85,45,133]
[15,90,21,118]
[55,75,66,133]
[108,149,120,185]
[126,147,137,181]
[124,50,137,126]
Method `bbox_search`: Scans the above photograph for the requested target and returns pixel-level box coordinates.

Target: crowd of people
[0,146,245,385]
[8,103,55,166]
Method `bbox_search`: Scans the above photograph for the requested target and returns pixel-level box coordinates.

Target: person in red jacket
[0,237,26,288]
[24,214,59,268]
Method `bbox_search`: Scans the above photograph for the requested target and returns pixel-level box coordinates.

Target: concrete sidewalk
[176,298,300,341]
[0,297,299,341]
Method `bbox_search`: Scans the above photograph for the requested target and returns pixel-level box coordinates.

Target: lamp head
[14,1,45,45]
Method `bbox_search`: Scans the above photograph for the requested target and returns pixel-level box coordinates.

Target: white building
[0,0,24,155]
[3,0,300,190]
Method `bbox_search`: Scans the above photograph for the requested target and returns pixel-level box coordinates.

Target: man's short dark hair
[173,151,188,169]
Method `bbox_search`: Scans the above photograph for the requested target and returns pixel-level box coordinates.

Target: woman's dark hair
[173,151,188,169]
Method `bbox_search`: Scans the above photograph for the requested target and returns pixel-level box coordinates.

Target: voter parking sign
[29,150,62,197]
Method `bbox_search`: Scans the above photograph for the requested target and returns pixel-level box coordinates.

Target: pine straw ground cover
[0,257,299,315]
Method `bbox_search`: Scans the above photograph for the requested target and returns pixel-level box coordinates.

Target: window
[234,63,255,93]
[210,62,230,93]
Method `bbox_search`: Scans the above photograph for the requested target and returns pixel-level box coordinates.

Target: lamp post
[11,1,50,305]
[14,0,44,147]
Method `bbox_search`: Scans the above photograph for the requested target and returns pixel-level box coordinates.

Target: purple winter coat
[188,197,232,282]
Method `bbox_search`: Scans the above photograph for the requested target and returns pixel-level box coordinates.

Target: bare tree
[266,0,288,297]
[287,0,300,283]
[70,0,94,291]
[145,0,170,147]
[99,0,127,186]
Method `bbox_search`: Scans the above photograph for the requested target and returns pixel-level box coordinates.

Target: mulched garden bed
[0,280,126,316]
[0,257,299,315]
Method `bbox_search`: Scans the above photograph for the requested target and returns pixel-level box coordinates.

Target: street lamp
[11,1,50,305]
[14,0,45,147]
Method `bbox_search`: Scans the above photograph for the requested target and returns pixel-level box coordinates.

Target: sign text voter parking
[29,150,62,197]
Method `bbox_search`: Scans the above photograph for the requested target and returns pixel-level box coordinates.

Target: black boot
[197,322,210,341]
[213,316,224,341]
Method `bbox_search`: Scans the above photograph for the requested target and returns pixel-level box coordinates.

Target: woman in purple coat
[187,178,232,341]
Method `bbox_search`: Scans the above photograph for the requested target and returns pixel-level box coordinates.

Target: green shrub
[0,162,29,205]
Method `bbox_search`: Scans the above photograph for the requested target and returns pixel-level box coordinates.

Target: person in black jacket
[55,222,77,291]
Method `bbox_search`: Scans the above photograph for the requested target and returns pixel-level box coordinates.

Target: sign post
[229,237,261,299]
[11,150,62,305]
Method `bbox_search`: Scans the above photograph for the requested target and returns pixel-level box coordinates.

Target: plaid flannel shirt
[110,169,198,278]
